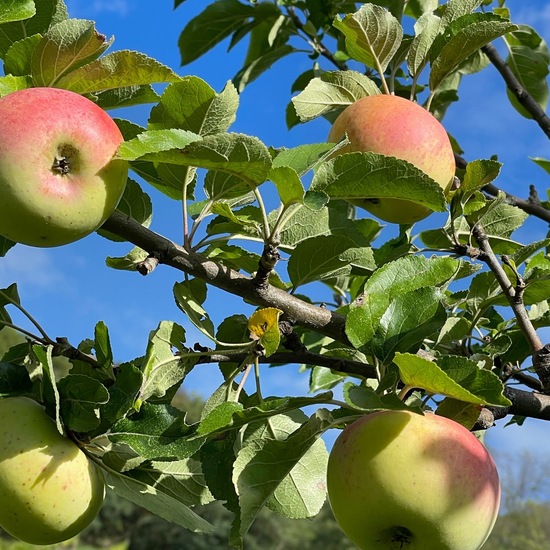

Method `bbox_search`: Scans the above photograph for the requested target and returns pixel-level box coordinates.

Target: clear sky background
[2,0,550,475]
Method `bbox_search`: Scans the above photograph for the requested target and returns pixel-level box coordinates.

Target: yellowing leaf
[248,308,283,357]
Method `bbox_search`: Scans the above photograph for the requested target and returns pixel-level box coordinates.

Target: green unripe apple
[0,87,128,247]
[0,396,106,544]
[328,94,456,224]
[327,410,500,550]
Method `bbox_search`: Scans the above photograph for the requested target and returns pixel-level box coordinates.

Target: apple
[327,94,456,224]
[0,396,106,544]
[327,410,500,550]
[0,87,128,247]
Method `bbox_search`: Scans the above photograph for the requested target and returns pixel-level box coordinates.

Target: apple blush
[0,87,128,247]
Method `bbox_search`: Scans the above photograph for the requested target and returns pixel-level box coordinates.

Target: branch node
[252,244,281,289]
[136,253,161,276]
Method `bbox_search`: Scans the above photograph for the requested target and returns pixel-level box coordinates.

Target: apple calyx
[52,144,79,176]
[381,525,414,548]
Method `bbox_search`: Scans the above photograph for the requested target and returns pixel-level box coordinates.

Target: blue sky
[2,0,550,474]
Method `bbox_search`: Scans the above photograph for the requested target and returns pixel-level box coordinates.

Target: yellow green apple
[327,410,500,550]
[0,396,106,544]
[0,87,128,247]
[327,94,456,224]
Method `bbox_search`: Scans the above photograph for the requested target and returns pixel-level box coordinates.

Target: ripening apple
[327,94,456,224]
[0,396,106,544]
[327,410,500,550]
[0,87,128,247]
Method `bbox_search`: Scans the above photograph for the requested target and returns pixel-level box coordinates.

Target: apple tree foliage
[0,0,550,547]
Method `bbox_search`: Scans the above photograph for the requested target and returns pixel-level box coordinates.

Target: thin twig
[286,7,349,71]
[472,224,542,353]
[471,223,550,392]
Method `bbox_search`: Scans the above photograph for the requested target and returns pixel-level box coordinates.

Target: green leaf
[394,353,512,406]
[197,401,244,436]
[149,77,238,136]
[309,367,346,393]
[343,383,413,412]
[271,143,338,176]
[55,50,181,94]
[0,0,67,57]
[205,204,263,241]
[430,13,517,92]
[435,398,482,429]
[141,133,272,188]
[439,356,511,406]
[0,1,35,24]
[104,467,213,533]
[291,70,380,122]
[57,374,109,433]
[234,44,296,92]
[467,201,528,254]
[233,413,329,538]
[460,159,502,194]
[246,412,328,519]
[106,246,149,271]
[178,0,254,65]
[0,362,32,396]
[140,321,195,403]
[405,0,439,19]
[101,362,143,424]
[90,85,161,110]
[117,128,202,161]
[270,166,304,207]
[333,4,403,73]
[4,34,41,76]
[94,320,113,369]
[173,279,216,342]
[407,12,441,77]
[311,152,447,212]
[30,19,112,87]
[196,394,335,439]
[346,255,461,348]
[199,432,240,515]
[440,0,484,25]
[203,172,251,203]
[129,458,214,508]
[288,235,374,289]
[504,25,550,118]
[531,156,550,175]
[276,201,381,249]
[372,287,447,362]
[0,283,20,309]
[0,74,32,96]
[109,403,201,460]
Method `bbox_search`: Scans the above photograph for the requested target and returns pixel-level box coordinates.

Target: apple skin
[0,87,128,247]
[327,410,500,550]
[0,396,106,545]
[328,94,456,224]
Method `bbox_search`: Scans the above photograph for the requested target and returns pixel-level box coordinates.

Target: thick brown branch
[101,211,349,344]
[474,386,550,429]
[482,43,550,140]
